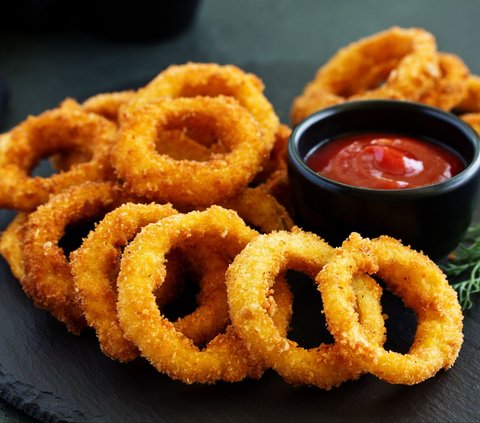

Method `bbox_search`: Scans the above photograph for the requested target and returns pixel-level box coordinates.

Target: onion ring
[116,206,292,383]
[317,232,463,385]
[291,27,440,124]
[226,229,385,389]
[0,105,116,210]
[114,96,270,207]
[124,63,279,151]
[22,181,130,334]
[71,203,238,361]
[71,202,178,361]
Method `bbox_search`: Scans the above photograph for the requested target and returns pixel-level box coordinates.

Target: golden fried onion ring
[226,229,385,389]
[114,96,271,207]
[0,106,116,210]
[291,27,440,124]
[71,203,178,361]
[116,206,292,383]
[317,233,463,385]
[22,182,129,334]
[71,203,240,361]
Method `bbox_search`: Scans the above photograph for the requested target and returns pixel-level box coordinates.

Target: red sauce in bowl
[305,133,465,189]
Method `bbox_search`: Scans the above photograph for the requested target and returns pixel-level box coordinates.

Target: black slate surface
[1,1,480,422]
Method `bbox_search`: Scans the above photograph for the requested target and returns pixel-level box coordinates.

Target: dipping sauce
[305,133,465,189]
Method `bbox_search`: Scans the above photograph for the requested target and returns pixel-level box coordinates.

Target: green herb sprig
[441,224,480,310]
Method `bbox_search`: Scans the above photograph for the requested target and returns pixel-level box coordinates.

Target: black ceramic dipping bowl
[287,100,480,259]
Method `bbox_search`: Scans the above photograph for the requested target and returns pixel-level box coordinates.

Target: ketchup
[305,133,465,189]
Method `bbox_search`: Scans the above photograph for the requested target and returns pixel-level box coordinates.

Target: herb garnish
[441,224,480,310]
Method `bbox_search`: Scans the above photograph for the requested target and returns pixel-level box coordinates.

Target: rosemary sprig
[441,224,480,310]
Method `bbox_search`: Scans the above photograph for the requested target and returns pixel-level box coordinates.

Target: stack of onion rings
[70,202,178,361]
[0,62,293,240]
[317,233,463,385]
[116,206,293,383]
[291,27,440,124]
[71,203,245,362]
[0,62,294,341]
[0,55,465,389]
[290,27,478,130]
[226,229,386,389]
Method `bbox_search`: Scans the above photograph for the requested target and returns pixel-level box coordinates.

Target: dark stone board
[1,0,480,421]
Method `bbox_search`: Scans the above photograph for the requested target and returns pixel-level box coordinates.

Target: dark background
[1,0,480,421]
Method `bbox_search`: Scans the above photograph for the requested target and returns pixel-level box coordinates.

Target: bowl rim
[288,99,480,198]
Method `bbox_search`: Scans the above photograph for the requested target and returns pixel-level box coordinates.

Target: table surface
[1,1,480,422]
